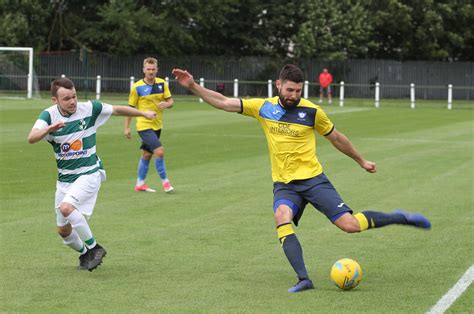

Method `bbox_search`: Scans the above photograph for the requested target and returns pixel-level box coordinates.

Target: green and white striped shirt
[33,100,113,183]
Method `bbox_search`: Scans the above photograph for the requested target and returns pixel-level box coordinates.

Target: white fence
[64,74,463,110]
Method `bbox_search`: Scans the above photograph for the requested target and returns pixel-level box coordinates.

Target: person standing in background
[124,57,174,193]
[318,68,333,104]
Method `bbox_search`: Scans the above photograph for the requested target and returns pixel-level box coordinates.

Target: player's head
[323,68,328,73]
[276,64,304,108]
[51,78,77,116]
[143,57,158,81]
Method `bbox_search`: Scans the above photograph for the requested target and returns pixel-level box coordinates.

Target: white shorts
[55,170,106,226]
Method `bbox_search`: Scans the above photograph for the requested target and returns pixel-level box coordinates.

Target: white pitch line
[326,108,370,114]
[361,137,472,144]
[426,264,474,314]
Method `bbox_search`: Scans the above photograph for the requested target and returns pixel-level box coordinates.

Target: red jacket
[319,72,333,88]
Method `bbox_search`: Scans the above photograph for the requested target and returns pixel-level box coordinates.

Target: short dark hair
[51,78,75,97]
[279,64,304,83]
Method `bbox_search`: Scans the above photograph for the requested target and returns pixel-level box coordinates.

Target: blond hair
[143,57,158,67]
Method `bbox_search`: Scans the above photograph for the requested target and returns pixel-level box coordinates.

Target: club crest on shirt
[78,119,87,130]
[297,111,307,120]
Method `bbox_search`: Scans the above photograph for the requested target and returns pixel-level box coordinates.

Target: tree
[0,0,50,51]
[435,0,474,61]
[367,0,474,61]
[0,0,472,61]
[292,0,375,60]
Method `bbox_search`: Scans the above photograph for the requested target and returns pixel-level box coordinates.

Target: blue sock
[138,158,150,181]
[357,210,407,230]
[155,157,167,181]
[278,223,309,280]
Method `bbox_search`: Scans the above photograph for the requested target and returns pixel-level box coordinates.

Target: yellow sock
[354,213,370,231]
[277,223,295,245]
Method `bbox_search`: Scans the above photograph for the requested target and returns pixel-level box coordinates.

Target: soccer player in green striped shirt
[173,65,431,293]
[28,78,156,271]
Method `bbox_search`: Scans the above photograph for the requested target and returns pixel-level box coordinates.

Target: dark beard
[279,94,300,109]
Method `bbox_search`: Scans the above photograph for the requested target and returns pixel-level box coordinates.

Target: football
[330,258,363,290]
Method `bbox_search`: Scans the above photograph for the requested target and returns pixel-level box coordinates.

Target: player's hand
[151,99,171,110]
[143,110,157,120]
[361,160,377,173]
[157,101,170,110]
[172,68,195,88]
[48,121,65,132]
[124,127,131,139]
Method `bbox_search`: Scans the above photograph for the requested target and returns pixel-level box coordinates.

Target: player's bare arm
[172,68,241,112]
[124,116,133,139]
[325,129,376,173]
[27,120,65,144]
[112,106,156,120]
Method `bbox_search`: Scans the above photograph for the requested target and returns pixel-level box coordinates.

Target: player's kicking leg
[348,209,432,232]
[332,209,431,233]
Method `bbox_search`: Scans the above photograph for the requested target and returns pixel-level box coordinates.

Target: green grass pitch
[1,95,473,312]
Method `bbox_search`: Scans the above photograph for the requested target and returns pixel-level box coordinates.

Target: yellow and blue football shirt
[128,78,172,131]
[241,96,334,183]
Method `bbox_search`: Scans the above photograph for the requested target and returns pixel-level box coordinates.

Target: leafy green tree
[0,0,50,51]
[367,0,474,61]
[0,0,472,61]
[435,0,474,61]
[147,0,301,58]
[246,1,305,57]
[92,0,157,55]
[366,0,412,59]
[163,0,240,56]
[292,0,375,60]
[93,0,202,55]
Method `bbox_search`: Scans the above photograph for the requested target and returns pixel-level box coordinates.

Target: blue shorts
[273,173,352,226]
[138,129,162,153]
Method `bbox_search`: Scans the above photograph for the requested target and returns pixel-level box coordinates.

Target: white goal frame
[0,47,34,99]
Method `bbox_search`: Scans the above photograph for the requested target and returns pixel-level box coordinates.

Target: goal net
[0,47,41,99]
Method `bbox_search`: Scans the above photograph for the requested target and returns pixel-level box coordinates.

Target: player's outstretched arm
[112,106,156,120]
[325,129,376,173]
[172,68,241,112]
[27,121,65,144]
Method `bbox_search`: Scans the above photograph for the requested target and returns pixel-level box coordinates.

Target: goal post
[0,47,34,99]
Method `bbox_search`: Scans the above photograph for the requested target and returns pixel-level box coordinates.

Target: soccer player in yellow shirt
[172,65,431,293]
[125,57,174,193]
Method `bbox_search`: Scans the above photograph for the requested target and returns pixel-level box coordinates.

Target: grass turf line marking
[361,137,471,144]
[325,108,370,114]
[426,264,474,314]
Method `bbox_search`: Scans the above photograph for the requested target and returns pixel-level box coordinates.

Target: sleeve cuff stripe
[324,125,335,136]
